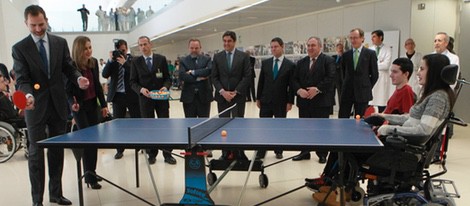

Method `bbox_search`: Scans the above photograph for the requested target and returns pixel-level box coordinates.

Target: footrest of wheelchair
[162,204,228,206]
[209,159,264,171]
[428,179,460,199]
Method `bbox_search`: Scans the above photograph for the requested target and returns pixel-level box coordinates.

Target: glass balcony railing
[39,0,176,32]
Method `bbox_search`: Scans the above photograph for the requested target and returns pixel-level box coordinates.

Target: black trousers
[217,95,247,159]
[182,93,211,118]
[26,98,66,203]
[338,99,368,118]
[73,98,101,183]
[258,102,287,157]
[298,105,332,159]
[140,98,172,159]
[113,93,141,153]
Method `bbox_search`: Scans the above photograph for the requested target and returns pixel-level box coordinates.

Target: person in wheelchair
[308,54,456,202]
[0,72,26,128]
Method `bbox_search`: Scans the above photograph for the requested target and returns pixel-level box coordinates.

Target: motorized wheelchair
[0,120,28,163]
[314,64,466,206]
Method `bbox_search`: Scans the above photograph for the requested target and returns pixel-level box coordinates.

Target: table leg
[135,149,139,187]
[72,149,84,206]
[143,149,161,205]
[338,151,345,206]
[236,150,258,206]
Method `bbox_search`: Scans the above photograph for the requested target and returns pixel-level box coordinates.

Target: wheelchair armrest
[449,116,467,127]
[384,135,407,149]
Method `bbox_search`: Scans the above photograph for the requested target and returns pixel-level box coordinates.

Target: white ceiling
[149,0,374,47]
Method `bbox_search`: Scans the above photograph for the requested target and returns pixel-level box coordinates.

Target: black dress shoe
[114,152,123,159]
[318,156,327,164]
[148,157,156,165]
[275,153,283,159]
[33,203,43,206]
[49,196,72,205]
[86,182,102,190]
[292,152,311,161]
[164,156,177,165]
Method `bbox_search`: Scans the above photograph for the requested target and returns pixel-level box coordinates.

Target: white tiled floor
[1,98,469,206]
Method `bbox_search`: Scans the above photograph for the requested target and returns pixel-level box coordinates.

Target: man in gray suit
[12,5,89,206]
[179,38,213,118]
[211,31,252,160]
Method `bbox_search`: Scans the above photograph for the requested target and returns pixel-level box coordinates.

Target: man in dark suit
[291,36,336,163]
[12,5,89,206]
[102,39,140,159]
[338,28,379,118]
[211,31,252,160]
[129,36,176,165]
[256,37,295,160]
[179,39,213,117]
[246,50,256,102]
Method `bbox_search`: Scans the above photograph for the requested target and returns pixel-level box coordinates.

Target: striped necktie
[117,65,125,92]
[38,39,49,77]
[146,57,152,71]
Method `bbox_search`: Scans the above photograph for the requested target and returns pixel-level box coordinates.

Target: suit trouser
[27,100,66,203]
[257,102,287,157]
[140,98,172,159]
[73,98,101,183]
[338,99,368,118]
[217,95,247,159]
[113,93,141,153]
[182,92,211,118]
[298,105,332,159]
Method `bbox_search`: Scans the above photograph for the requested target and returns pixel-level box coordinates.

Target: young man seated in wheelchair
[308,54,457,205]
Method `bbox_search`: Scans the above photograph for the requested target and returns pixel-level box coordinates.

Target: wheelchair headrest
[441,64,458,85]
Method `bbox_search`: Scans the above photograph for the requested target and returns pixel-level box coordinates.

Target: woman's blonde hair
[72,36,95,70]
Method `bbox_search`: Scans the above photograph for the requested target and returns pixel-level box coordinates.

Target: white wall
[0,0,36,69]
[156,0,413,61]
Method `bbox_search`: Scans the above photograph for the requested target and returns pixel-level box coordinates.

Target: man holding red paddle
[12,5,89,206]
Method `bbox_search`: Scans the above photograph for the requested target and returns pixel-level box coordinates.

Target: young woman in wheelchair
[308,53,456,199]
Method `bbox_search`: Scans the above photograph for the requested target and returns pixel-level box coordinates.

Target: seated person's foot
[275,153,283,159]
[292,152,310,161]
[164,156,177,165]
[148,157,156,165]
[114,152,123,159]
[206,150,213,158]
[305,175,326,192]
[318,156,327,164]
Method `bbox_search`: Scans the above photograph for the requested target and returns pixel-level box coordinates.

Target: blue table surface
[38,118,383,151]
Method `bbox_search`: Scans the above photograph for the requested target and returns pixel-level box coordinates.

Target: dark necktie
[309,58,316,73]
[146,57,152,71]
[192,57,198,69]
[226,52,232,70]
[117,65,125,92]
[353,49,359,70]
[39,39,49,77]
[273,58,279,80]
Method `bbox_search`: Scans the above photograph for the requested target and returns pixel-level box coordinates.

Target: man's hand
[221,90,236,102]
[25,96,35,110]
[116,55,126,65]
[306,87,319,99]
[78,77,90,89]
[297,88,309,99]
[71,96,80,112]
[286,103,292,112]
[101,107,109,117]
[256,100,261,109]
[140,87,150,98]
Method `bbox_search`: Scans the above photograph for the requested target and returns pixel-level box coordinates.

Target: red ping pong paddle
[12,90,27,110]
[363,106,375,118]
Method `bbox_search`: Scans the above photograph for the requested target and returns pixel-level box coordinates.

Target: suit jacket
[130,53,171,95]
[257,57,295,105]
[293,53,336,107]
[211,49,252,102]
[102,55,139,102]
[12,33,81,126]
[66,58,106,110]
[179,54,213,103]
[341,47,379,102]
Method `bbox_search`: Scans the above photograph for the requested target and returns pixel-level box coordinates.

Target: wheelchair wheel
[0,122,17,163]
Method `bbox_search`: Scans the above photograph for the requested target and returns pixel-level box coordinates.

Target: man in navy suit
[12,5,89,206]
[211,31,252,160]
[102,39,140,159]
[338,28,379,118]
[179,39,213,118]
[129,36,176,165]
[291,36,336,163]
[256,37,296,159]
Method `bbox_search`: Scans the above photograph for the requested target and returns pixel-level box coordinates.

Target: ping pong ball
[355,115,360,120]
[221,130,227,137]
[34,84,40,90]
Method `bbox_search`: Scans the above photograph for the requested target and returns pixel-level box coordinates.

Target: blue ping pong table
[38,118,382,206]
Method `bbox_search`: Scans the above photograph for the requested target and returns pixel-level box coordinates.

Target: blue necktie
[117,65,125,92]
[39,39,49,77]
[273,58,279,80]
[226,52,232,71]
[146,57,152,71]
